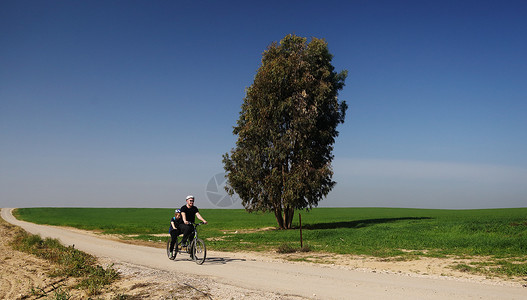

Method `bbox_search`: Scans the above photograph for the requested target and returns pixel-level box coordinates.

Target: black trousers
[178,223,194,244]
[169,229,180,252]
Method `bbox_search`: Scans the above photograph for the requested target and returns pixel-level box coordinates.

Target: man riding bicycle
[179,195,208,247]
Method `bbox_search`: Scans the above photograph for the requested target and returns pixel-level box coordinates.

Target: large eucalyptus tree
[223,34,348,229]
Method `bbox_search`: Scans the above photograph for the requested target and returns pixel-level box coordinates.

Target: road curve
[2,208,525,300]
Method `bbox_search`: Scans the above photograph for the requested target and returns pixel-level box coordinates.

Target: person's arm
[182,212,189,224]
[196,212,207,224]
[171,220,177,230]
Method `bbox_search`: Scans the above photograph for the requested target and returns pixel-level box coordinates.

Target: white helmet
[186,195,194,200]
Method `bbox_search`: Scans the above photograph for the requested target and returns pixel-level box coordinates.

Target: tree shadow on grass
[302,217,433,230]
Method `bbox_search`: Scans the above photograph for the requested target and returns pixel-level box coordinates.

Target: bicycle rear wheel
[191,238,206,265]
[166,236,177,260]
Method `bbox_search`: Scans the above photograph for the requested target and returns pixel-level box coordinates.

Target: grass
[14,207,527,278]
[10,228,119,296]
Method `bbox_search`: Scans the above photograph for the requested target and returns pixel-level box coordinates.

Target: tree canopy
[223,34,347,229]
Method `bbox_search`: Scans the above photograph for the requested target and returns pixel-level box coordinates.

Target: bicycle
[166,222,207,265]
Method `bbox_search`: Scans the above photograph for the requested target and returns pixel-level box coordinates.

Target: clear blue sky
[1,0,526,209]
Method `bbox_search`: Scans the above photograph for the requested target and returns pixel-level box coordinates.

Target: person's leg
[169,230,178,252]
[179,224,191,245]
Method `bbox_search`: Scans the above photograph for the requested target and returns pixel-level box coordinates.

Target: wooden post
[299,213,303,248]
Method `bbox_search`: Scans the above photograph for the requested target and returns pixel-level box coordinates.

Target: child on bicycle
[168,209,183,259]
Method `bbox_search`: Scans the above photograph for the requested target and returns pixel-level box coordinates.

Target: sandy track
[2,208,525,300]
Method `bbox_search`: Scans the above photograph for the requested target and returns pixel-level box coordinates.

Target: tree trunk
[273,206,285,229]
[284,206,295,229]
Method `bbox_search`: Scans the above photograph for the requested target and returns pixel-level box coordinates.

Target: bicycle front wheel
[191,238,206,265]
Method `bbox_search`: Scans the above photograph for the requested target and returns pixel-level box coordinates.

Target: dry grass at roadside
[0,217,129,299]
[10,230,120,297]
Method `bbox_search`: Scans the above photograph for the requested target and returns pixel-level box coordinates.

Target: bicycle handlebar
[189,222,206,226]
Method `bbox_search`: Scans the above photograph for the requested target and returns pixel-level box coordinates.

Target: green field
[14,207,527,255]
[13,207,527,277]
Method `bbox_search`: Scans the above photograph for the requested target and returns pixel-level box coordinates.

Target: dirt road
[2,208,525,299]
